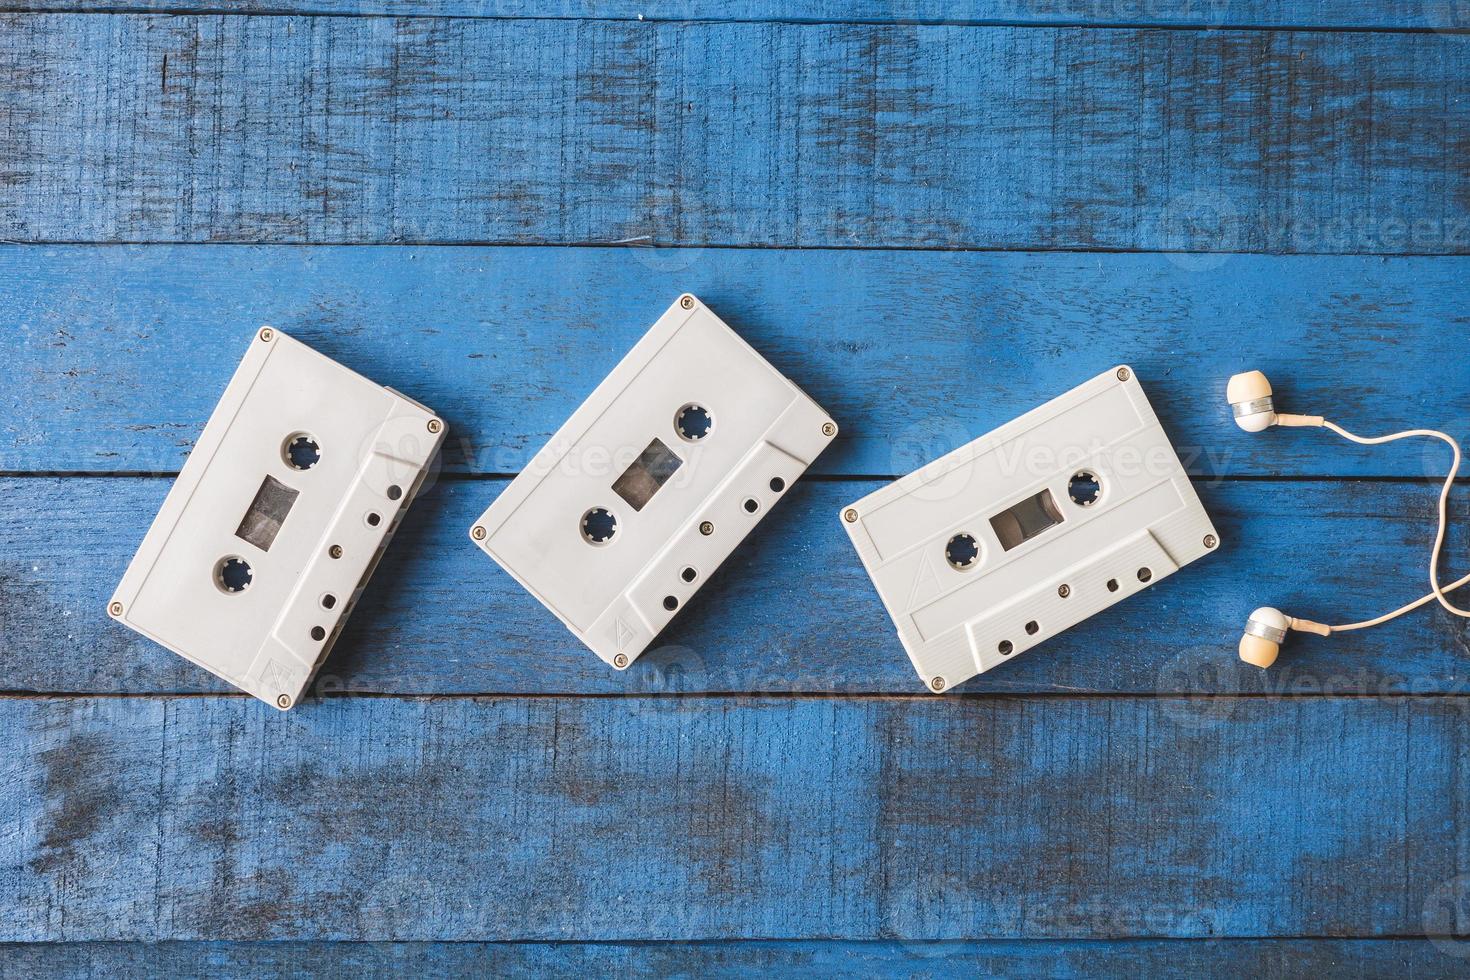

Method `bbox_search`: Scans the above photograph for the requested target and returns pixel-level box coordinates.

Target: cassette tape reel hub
[108,329,446,709]
[470,295,837,669]
[841,366,1218,692]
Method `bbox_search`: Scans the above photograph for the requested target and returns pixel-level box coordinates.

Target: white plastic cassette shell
[471,294,837,669]
[841,366,1218,693]
[109,329,446,710]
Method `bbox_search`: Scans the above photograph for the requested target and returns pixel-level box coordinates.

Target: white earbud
[1239,607,1330,669]
[1226,370,1277,432]
[1239,606,1288,667]
[1227,369,1470,669]
[1226,371,1323,431]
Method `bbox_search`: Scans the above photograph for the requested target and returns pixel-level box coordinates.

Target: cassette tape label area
[471,295,837,668]
[109,329,446,710]
[842,367,1218,692]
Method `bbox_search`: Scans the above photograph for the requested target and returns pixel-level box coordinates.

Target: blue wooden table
[2,2,1469,975]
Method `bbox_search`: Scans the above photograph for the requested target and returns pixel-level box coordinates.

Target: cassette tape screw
[329,545,343,559]
[427,419,443,434]
[258,327,274,343]
[930,677,946,692]
[1057,584,1071,599]
[471,525,487,541]
[843,508,858,523]
[613,653,629,669]
[1204,534,1218,549]
[276,694,291,709]
[108,601,123,616]
[1117,367,1131,381]
[699,521,715,536]
[822,422,837,437]
[679,295,695,310]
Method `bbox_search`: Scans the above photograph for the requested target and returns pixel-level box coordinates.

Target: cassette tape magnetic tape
[841,366,1218,693]
[469,294,837,669]
[108,328,446,709]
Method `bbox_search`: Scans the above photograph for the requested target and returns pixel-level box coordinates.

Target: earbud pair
[1228,371,1329,667]
[1226,370,1469,669]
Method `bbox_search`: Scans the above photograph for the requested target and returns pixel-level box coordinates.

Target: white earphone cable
[1319,420,1470,631]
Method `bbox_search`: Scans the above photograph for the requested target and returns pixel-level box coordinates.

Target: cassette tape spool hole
[283,433,321,471]
[680,566,698,583]
[1068,470,1102,507]
[743,497,760,514]
[945,533,981,571]
[214,556,253,594]
[581,507,619,545]
[675,403,714,442]
[769,477,785,493]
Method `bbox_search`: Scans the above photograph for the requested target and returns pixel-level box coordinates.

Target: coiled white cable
[1318,421,1470,632]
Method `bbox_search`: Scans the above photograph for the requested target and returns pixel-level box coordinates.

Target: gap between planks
[3,691,1469,701]
[6,472,1466,483]
[5,240,1470,257]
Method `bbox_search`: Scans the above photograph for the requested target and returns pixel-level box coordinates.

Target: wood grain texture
[3,18,1467,250]
[2,695,1467,941]
[5,476,1466,696]
[5,1,1464,30]
[4,7,1469,963]
[6,246,1469,477]
[0,939,1463,977]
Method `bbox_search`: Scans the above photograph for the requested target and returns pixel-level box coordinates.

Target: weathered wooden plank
[1,695,1466,940]
[5,246,1468,477]
[4,476,1466,695]
[3,18,1466,250]
[0,938,1462,977]
[4,1,1461,30]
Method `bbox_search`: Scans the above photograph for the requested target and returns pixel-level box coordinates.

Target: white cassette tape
[470,294,837,669]
[108,328,446,710]
[841,366,1218,693]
